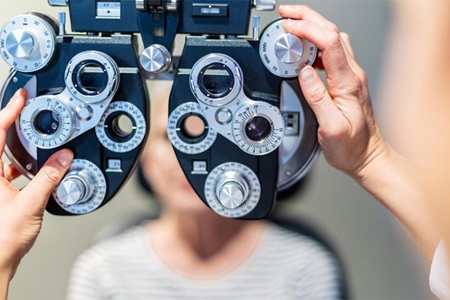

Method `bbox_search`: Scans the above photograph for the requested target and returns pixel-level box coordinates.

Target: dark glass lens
[73,60,108,96]
[34,110,60,135]
[199,63,234,99]
[245,116,272,142]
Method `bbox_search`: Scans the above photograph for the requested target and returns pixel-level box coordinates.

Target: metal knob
[275,34,304,64]
[140,44,172,73]
[253,0,276,11]
[48,0,68,6]
[136,0,146,11]
[56,173,93,206]
[215,172,249,209]
[5,30,35,59]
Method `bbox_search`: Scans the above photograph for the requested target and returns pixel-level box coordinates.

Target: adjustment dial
[140,44,172,73]
[53,159,107,214]
[260,19,317,78]
[205,162,261,218]
[0,14,57,72]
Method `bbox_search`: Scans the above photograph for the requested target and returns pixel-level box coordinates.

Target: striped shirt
[67,223,341,300]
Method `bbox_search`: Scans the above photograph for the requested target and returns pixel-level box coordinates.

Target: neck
[148,209,264,278]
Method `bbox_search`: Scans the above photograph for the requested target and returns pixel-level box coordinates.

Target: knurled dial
[216,174,249,209]
[56,173,94,206]
[0,14,57,73]
[140,44,172,73]
[260,19,317,78]
[53,159,107,214]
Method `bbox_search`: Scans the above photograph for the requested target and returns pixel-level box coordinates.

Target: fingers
[298,66,347,131]
[340,32,355,59]
[4,163,21,181]
[21,149,74,212]
[0,89,27,156]
[279,5,338,32]
[283,20,354,83]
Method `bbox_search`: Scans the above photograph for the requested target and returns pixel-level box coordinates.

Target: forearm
[353,145,441,260]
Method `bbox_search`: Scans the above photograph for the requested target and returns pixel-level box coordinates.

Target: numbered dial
[19,96,75,149]
[259,19,317,78]
[168,102,217,155]
[96,101,146,153]
[205,162,261,218]
[53,159,107,214]
[0,14,56,72]
[232,102,284,156]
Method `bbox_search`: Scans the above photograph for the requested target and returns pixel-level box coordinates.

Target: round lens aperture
[34,109,60,135]
[73,60,108,96]
[245,116,272,143]
[198,63,234,99]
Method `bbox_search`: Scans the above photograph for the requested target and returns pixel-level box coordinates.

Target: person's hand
[279,5,390,179]
[0,89,74,283]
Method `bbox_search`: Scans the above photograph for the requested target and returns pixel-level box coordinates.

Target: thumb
[21,149,74,212]
[299,66,342,131]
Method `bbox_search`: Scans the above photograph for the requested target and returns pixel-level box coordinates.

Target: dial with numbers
[204,162,261,218]
[259,19,317,78]
[96,101,146,153]
[232,102,284,156]
[19,95,75,149]
[0,14,56,73]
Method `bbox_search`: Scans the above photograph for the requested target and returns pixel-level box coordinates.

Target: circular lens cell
[73,60,108,96]
[198,63,234,99]
[34,110,60,135]
[181,115,205,139]
[111,114,134,138]
[245,116,272,142]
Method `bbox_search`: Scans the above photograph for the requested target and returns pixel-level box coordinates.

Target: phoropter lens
[73,60,108,96]
[34,110,60,135]
[198,63,234,99]
[245,116,272,142]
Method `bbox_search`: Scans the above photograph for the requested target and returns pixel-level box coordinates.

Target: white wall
[0,1,433,299]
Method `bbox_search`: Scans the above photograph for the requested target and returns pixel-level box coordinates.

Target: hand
[279,5,389,179]
[0,89,74,282]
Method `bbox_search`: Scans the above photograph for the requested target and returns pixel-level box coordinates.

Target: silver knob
[166,0,178,11]
[275,34,303,64]
[253,0,276,11]
[215,172,249,209]
[56,173,93,206]
[48,0,68,6]
[140,44,172,73]
[5,30,35,59]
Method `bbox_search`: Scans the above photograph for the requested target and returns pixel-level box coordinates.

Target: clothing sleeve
[430,240,450,299]
[66,248,108,300]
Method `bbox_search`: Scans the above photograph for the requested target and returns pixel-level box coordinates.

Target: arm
[0,89,73,299]
[279,5,440,260]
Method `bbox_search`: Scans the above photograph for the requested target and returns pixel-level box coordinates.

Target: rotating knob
[56,173,94,206]
[215,172,249,209]
[5,30,35,59]
[275,34,304,64]
[140,44,172,73]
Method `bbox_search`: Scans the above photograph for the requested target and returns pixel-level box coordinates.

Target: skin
[280,5,441,259]
[140,81,264,277]
[0,89,74,299]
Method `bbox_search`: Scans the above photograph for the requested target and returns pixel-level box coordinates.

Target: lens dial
[190,54,242,107]
[96,101,146,153]
[65,51,120,104]
[19,96,75,149]
[205,162,261,218]
[0,14,57,73]
[232,102,284,156]
[259,19,317,78]
[53,159,107,214]
[168,102,217,155]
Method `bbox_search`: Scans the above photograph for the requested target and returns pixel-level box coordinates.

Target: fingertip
[55,149,74,168]
[299,66,316,83]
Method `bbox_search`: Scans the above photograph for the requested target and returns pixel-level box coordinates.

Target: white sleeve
[430,240,450,299]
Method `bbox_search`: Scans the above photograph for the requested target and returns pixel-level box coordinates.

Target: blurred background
[0,0,434,299]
